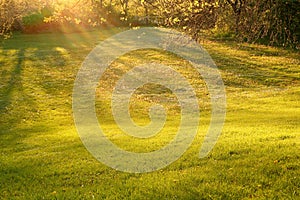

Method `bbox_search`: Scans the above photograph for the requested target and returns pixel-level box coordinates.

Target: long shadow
[0,33,72,133]
[0,49,25,113]
[205,42,300,88]
[0,30,117,137]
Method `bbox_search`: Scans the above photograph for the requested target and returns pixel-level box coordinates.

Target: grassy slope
[0,29,299,199]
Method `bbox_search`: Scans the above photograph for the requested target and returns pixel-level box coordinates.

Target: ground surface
[0,28,299,199]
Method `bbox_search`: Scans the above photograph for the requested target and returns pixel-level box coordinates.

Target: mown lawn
[0,28,299,199]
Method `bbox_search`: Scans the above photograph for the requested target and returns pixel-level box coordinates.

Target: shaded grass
[0,29,299,199]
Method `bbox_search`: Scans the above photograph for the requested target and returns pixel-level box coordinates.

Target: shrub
[22,12,44,33]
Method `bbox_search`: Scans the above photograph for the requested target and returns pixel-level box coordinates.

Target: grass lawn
[0,28,299,199]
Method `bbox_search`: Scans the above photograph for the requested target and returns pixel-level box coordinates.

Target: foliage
[22,12,44,26]
[219,0,300,48]
[40,6,54,18]
[22,6,55,33]
[0,0,299,47]
[0,0,24,37]
[138,0,219,39]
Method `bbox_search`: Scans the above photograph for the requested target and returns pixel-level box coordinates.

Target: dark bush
[22,12,45,33]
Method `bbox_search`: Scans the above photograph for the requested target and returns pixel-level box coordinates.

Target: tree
[0,0,21,37]
[225,0,244,34]
[215,0,299,47]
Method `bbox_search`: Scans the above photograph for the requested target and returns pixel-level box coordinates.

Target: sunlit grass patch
[0,29,299,199]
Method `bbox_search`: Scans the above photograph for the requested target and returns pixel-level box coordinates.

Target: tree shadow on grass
[205,42,300,88]
[0,30,118,139]
[0,33,74,133]
[0,49,24,113]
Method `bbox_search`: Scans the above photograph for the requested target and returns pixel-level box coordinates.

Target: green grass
[0,28,299,199]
